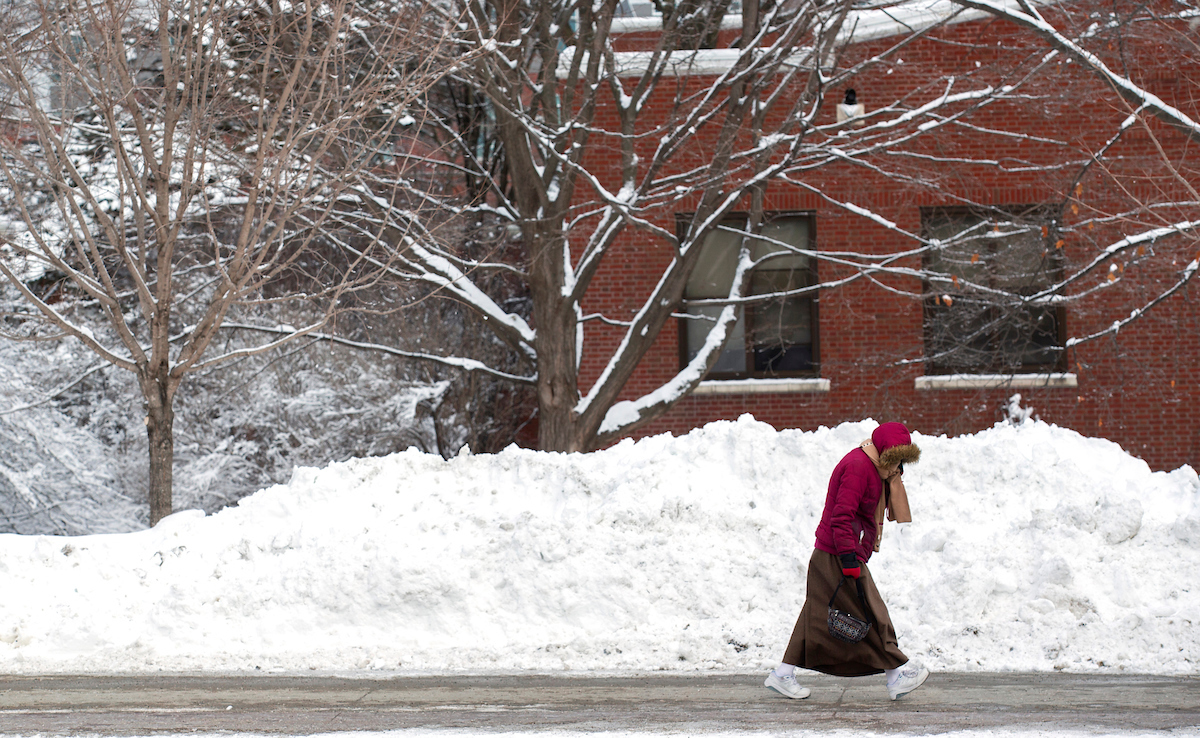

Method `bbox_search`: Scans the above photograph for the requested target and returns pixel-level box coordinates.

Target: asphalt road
[1,673,1198,735]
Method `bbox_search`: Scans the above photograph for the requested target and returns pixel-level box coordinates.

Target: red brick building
[573,3,1200,471]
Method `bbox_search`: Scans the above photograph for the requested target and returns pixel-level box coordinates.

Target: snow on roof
[835,0,1007,45]
[594,0,1038,77]
[608,0,1029,40]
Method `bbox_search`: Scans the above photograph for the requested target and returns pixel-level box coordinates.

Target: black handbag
[827,575,874,643]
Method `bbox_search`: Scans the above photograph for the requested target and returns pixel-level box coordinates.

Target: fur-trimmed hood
[872,422,921,467]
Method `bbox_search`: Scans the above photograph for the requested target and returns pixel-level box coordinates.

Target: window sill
[693,378,831,395]
[915,373,1078,391]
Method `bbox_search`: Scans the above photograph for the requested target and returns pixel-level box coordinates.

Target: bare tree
[309,0,1017,451]
[327,0,1195,455]
[337,0,840,450]
[0,0,454,523]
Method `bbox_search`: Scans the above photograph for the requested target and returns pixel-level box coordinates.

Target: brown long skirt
[781,549,908,676]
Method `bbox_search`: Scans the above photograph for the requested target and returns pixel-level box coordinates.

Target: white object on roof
[837,102,866,124]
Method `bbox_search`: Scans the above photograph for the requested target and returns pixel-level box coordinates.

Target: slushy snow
[1,415,1198,675]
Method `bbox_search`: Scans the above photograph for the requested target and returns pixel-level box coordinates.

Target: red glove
[839,553,861,579]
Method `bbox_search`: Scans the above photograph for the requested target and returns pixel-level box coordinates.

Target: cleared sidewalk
[1,672,1197,734]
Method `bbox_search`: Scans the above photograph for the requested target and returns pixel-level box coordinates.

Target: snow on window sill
[915,373,1078,391]
[693,377,830,395]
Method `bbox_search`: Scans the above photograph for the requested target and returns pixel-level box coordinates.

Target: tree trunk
[529,230,583,453]
[140,371,176,526]
[535,325,581,452]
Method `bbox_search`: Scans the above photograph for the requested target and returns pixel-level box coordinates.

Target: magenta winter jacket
[813,447,884,564]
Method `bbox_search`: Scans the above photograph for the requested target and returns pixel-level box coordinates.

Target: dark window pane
[685,225,742,299]
[922,206,1065,374]
[754,344,813,373]
[681,214,817,378]
[683,305,746,373]
[748,268,813,373]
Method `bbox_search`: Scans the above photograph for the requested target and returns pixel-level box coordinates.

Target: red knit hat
[871,422,921,467]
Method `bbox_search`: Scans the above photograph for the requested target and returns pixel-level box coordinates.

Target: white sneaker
[764,670,811,699]
[887,661,930,700]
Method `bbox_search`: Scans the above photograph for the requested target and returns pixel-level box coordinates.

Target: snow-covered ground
[1,415,1198,676]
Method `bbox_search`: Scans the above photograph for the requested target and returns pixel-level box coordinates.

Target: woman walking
[764,421,929,701]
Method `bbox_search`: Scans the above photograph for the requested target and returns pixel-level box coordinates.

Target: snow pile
[0,416,1197,674]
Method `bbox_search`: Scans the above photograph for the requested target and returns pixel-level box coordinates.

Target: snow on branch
[0,361,111,417]
[220,323,537,384]
[1026,220,1200,304]
[325,190,537,363]
[1066,254,1199,347]
[0,262,138,371]
[955,0,1200,140]
[593,300,737,440]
